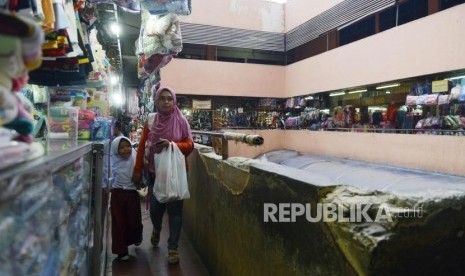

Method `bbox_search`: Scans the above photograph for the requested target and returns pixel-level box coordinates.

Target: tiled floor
[105,203,210,276]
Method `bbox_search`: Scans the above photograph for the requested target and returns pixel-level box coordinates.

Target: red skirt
[110,189,143,255]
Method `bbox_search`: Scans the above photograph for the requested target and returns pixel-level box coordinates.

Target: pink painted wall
[285,4,465,97]
[162,2,465,178]
[165,5,465,99]
[284,0,344,32]
[180,0,284,32]
[224,130,465,177]
[161,59,285,97]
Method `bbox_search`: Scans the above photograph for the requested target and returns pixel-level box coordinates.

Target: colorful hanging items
[141,0,191,15]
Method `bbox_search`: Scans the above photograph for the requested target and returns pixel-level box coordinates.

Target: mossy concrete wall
[184,147,465,276]
[183,148,356,276]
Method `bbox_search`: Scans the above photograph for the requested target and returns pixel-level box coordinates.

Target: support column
[327,29,339,50]
[206,45,216,61]
[428,0,440,15]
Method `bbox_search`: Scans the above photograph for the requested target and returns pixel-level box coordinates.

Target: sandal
[168,249,179,265]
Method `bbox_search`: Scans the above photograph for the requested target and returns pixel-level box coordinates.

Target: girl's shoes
[151,229,160,246]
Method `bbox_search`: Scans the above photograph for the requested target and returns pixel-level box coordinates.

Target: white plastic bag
[153,142,190,203]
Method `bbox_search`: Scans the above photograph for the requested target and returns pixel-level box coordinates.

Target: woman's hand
[155,138,170,149]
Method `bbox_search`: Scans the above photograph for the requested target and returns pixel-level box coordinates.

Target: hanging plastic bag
[141,0,191,15]
[153,142,190,203]
[113,0,140,13]
[139,11,183,56]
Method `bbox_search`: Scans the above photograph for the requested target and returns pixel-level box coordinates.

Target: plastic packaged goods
[141,0,191,15]
[139,11,182,56]
[90,117,112,141]
[0,141,94,275]
[113,0,140,12]
[0,141,33,170]
[0,176,53,276]
[47,106,78,140]
[47,87,81,141]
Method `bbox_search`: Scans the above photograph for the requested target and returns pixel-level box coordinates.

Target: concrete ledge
[184,146,465,276]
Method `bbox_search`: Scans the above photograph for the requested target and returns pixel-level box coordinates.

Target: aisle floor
[106,203,210,276]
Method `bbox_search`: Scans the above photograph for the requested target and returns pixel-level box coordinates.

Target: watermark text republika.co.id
[263,203,423,223]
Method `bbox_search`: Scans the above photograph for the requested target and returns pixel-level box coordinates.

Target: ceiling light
[348,89,367,94]
[329,92,345,97]
[305,96,314,100]
[110,22,121,36]
[112,93,123,106]
[110,75,119,85]
[385,90,391,94]
[376,83,400,89]
[445,75,465,81]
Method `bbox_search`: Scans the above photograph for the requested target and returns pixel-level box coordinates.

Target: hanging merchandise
[1,1,117,273]
[79,3,97,25]
[126,87,140,115]
[0,34,28,90]
[141,0,191,15]
[87,0,140,13]
[27,0,96,86]
[113,0,140,13]
[90,117,113,141]
[423,94,438,106]
[459,84,465,103]
[87,88,110,117]
[438,94,450,106]
[450,83,461,102]
[87,28,111,89]
[0,13,46,168]
[135,11,181,79]
[144,12,180,37]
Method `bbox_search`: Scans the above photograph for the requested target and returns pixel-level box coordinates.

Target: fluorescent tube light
[348,89,367,94]
[446,75,465,81]
[305,96,314,100]
[376,83,400,89]
[329,92,345,97]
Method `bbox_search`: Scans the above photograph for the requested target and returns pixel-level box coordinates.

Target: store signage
[432,80,449,93]
[193,99,211,109]
[362,96,386,106]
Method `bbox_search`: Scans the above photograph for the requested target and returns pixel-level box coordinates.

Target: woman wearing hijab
[132,86,194,265]
[110,136,143,261]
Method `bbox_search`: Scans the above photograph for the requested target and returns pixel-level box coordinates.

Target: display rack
[0,141,104,276]
[190,110,213,146]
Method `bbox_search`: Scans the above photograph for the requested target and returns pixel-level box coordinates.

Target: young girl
[110,136,143,261]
